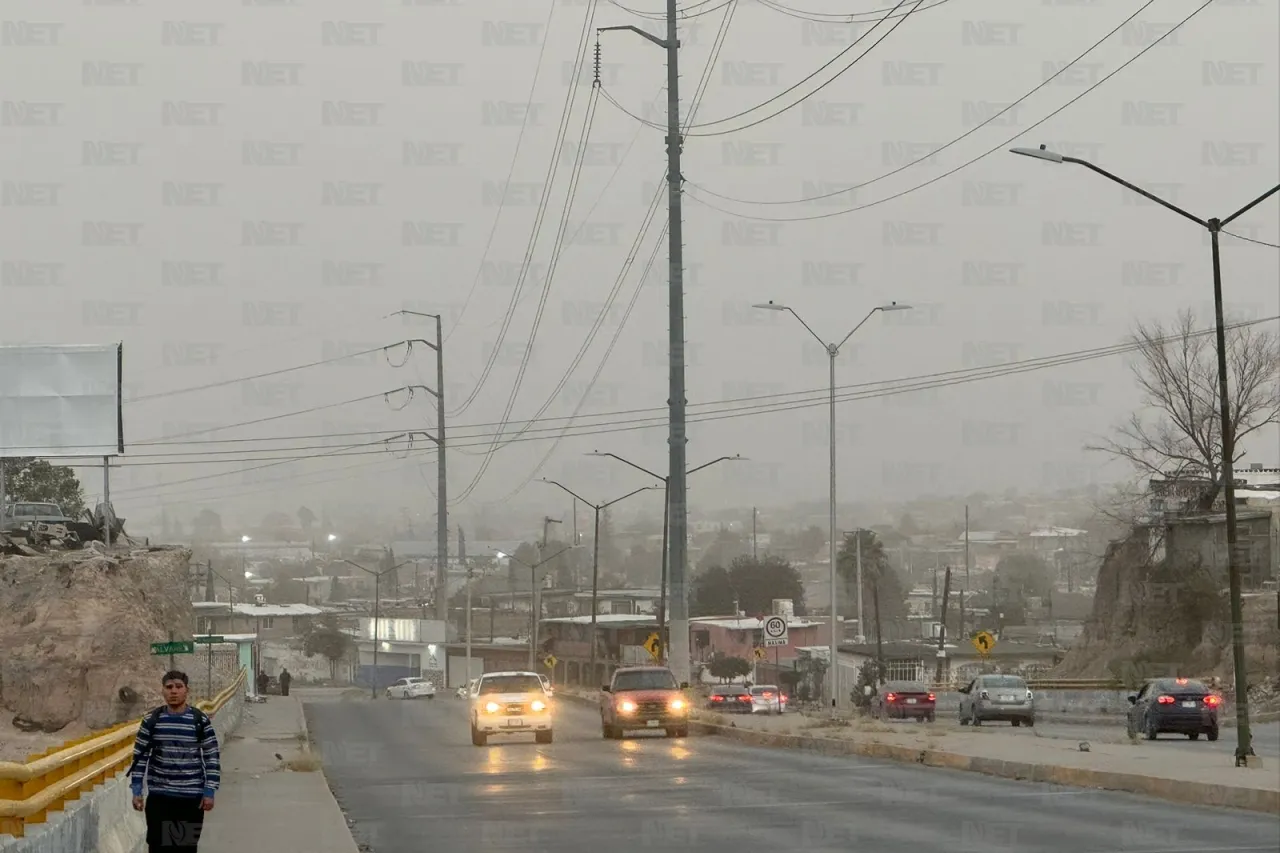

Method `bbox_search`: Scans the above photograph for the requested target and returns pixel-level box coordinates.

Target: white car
[386,676,435,700]
[470,671,553,746]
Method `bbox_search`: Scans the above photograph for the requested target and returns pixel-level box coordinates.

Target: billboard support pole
[102,457,110,545]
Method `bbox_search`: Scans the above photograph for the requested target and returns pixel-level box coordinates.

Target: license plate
[508,718,524,727]
[999,694,1014,702]
[646,720,661,728]
[1182,701,1197,708]
[906,698,917,704]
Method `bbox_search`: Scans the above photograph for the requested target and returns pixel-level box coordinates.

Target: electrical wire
[1223,231,1280,249]
[756,0,953,22]
[98,312,1271,515]
[606,0,729,20]
[680,0,1217,222]
[450,3,605,502]
[685,0,1159,206]
[448,0,601,418]
[444,0,559,347]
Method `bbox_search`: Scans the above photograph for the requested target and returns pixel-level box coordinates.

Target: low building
[539,587,661,617]
[538,614,658,686]
[690,615,825,664]
[1163,508,1275,587]
[352,616,448,690]
[192,601,323,642]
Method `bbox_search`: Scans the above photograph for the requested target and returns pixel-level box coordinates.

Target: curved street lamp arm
[588,451,665,482]
[541,478,592,507]
[601,485,660,510]
[1062,156,1207,228]
[533,546,576,569]
[782,306,829,350]
[686,455,741,476]
[835,307,881,352]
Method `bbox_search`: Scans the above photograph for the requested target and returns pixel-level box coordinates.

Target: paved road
[304,698,1279,853]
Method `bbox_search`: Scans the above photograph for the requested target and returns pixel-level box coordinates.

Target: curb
[562,690,1276,813]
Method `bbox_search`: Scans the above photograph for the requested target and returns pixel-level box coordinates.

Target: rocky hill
[0,545,194,744]
[1054,530,1279,704]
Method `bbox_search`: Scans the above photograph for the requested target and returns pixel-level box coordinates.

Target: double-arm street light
[1012,145,1280,766]
[539,480,660,680]
[495,545,579,669]
[584,452,746,664]
[753,300,911,711]
[342,557,415,699]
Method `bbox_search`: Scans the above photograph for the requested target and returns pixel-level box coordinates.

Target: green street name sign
[151,640,194,656]
[194,636,225,644]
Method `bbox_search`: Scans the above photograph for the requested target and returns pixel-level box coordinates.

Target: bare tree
[1090,311,1280,511]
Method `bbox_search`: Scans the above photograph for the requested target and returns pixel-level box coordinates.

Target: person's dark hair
[162,670,189,686]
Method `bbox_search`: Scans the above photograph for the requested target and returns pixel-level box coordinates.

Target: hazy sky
[1,0,1276,534]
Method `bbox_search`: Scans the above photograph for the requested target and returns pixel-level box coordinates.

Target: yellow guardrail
[0,668,246,839]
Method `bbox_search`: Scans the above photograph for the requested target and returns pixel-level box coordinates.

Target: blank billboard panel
[0,343,123,458]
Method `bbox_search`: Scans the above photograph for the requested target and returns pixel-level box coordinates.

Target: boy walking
[129,671,221,852]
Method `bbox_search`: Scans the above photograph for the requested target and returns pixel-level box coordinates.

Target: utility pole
[935,567,952,685]
[962,505,970,638]
[872,578,884,686]
[598,0,689,686]
[342,558,412,699]
[751,507,757,559]
[855,531,864,643]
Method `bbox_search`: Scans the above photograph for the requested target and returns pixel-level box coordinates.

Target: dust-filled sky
[1,0,1277,534]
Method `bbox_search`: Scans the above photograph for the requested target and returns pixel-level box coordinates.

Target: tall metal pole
[827,348,839,710]
[465,565,473,686]
[658,480,669,663]
[589,506,602,683]
[963,505,970,637]
[529,560,539,670]
[102,457,111,544]
[372,571,380,699]
[663,0,692,689]
[435,315,449,625]
[751,507,757,559]
[855,529,864,643]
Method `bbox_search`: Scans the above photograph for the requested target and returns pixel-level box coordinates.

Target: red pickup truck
[600,665,691,739]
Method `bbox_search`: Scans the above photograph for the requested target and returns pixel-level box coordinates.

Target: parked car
[471,671,553,746]
[748,684,787,714]
[958,674,1035,727]
[1,501,73,536]
[600,665,690,739]
[386,677,436,700]
[1126,677,1221,741]
[456,678,478,699]
[869,681,936,721]
[706,684,753,714]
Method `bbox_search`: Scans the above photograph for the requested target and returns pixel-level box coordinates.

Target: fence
[0,667,247,839]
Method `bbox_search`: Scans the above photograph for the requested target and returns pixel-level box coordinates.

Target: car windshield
[613,670,678,691]
[478,675,542,695]
[711,685,746,695]
[982,676,1026,688]
[1158,679,1208,693]
[749,686,777,695]
[886,682,927,693]
[13,503,60,517]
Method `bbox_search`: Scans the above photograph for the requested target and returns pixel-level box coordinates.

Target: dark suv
[600,666,690,739]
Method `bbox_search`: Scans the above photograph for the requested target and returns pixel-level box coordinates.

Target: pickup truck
[1,501,73,536]
[600,665,690,739]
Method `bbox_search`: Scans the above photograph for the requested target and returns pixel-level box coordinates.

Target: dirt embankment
[1054,531,1279,706]
[0,546,194,759]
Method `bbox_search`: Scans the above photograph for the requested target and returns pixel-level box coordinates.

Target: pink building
[690,616,825,663]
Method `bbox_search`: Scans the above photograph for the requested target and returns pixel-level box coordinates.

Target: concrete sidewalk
[199,696,358,853]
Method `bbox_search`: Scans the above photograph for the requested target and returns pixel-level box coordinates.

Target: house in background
[690,615,825,665]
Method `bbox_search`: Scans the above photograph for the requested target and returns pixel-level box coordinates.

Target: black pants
[280,682,290,696]
[145,793,205,852]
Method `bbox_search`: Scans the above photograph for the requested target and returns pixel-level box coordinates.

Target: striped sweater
[129,707,221,799]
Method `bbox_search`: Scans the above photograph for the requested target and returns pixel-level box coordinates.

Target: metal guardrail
[0,667,246,839]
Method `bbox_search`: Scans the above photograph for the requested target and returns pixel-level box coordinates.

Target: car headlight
[670,699,686,711]
[485,701,500,713]
[618,700,637,713]
[531,700,546,712]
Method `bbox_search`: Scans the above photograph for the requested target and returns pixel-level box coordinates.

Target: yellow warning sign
[972,631,995,655]
[643,633,662,661]
[543,654,557,669]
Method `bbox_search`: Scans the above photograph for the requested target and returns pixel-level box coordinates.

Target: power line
[684,0,1159,206]
[606,0,731,20]
[1223,231,1280,249]
[680,0,1216,222]
[755,0,953,21]
[444,0,560,347]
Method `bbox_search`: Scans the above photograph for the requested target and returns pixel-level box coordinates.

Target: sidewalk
[199,696,358,853]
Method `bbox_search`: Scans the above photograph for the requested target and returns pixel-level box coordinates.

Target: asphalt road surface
[1030,719,1280,758]
[304,697,1279,853]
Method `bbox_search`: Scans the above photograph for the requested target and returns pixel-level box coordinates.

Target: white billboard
[0,344,123,458]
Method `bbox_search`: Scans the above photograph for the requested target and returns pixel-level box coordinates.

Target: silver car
[748,684,786,714]
[958,674,1036,727]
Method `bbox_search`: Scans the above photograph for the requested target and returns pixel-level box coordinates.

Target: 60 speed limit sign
[762,615,788,647]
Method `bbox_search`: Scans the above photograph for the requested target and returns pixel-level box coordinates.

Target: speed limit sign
[762,615,788,647]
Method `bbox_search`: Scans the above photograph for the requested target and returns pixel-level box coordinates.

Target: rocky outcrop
[0,547,193,732]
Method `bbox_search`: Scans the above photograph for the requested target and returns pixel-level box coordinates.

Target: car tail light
[761,691,773,697]
[780,695,788,702]
[711,695,723,701]
[927,693,936,701]
[1204,695,1222,706]
[885,693,896,702]
[738,695,750,702]
[1156,695,1175,704]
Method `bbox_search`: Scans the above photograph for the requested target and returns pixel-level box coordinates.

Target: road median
[559,688,1277,813]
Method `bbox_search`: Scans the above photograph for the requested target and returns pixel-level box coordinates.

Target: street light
[342,557,415,699]
[1011,145,1279,766]
[494,546,579,669]
[538,480,660,680]
[753,300,910,712]
[584,452,746,664]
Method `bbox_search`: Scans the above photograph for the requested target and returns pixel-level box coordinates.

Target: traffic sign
[642,632,662,661]
[151,640,193,656]
[972,631,995,655]
[753,647,766,660]
[543,654,557,669]
[762,615,788,647]
[194,636,224,644]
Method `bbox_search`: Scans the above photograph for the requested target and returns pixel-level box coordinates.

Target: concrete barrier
[0,687,247,853]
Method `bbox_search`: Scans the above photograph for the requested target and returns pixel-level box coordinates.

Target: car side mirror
[679,682,689,690]
[1127,694,1137,704]
[601,685,611,693]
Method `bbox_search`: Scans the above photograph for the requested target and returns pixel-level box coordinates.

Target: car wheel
[926,712,935,723]
[972,713,982,726]
[1206,727,1219,742]
[1144,715,1158,740]
[1125,716,1136,739]
[426,694,434,700]
[1188,732,1199,740]
[1025,717,1034,728]
[535,730,553,744]
[959,707,970,726]
[601,721,616,739]
[1012,719,1021,727]
[471,725,487,747]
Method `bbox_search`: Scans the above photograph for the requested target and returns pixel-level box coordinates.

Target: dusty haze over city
[1,0,1276,535]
